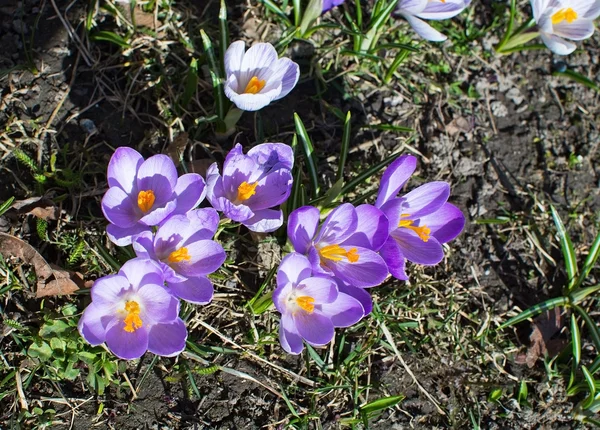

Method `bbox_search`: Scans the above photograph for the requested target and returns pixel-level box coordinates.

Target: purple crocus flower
[287,203,389,288]
[273,253,364,354]
[224,41,300,111]
[132,209,226,305]
[376,154,465,280]
[102,147,206,246]
[206,143,294,233]
[78,258,187,360]
[396,0,471,42]
[323,0,345,13]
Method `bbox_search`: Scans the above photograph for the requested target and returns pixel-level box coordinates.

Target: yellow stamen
[137,190,155,213]
[243,76,266,94]
[236,181,258,202]
[319,244,360,263]
[296,296,315,313]
[398,217,431,242]
[167,247,191,263]
[551,8,578,24]
[123,301,143,333]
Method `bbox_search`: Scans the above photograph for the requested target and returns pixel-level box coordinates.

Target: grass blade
[258,0,292,26]
[571,313,581,368]
[553,69,599,92]
[574,229,600,289]
[582,366,596,409]
[294,113,320,199]
[336,111,351,182]
[573,305,600,353]
[0,197,15,217]
[340,151,400,196]
[497,297,569,329]
[179,58,198,108]
[219,0,229,75]
[550,205,578,292]
[360,395,405,415]
[200,30,225,121]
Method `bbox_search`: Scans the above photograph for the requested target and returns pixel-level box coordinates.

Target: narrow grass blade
[294,113,320,199]
[179,58,198,108]
[574,229,600,289]
[550,205,578,292]
[246,265,277,314]
[200,30,225,120]
[360,395,405,415]
[553,69,599,92]
[582,366,597,409]
[258,0,292,26]
[497,297,569,329]
[218,0,229,74]
[90,31,130,48]
[340,151,400,196]
[571,313,581,368]
[318,178,344,209]
[355,0,363,27]
[570,284,600,305]
[362,123,413,133]
[573,305,600,353]
[336,111,351,182]
[300,0,322,36]
[285,135,303,215]
[292,0,301,26]
[0,197,15,217]
[384,49,411,84]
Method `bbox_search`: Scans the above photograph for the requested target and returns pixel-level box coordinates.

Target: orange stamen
[167,247,191,263]
[319,244,360,263]
[137,190,155,213]
[296,296,315,313]
[398,217,431,242]
[551,8,577,24]
[243,76,266,94]
[123,301,143,333]
[236,181,258,202]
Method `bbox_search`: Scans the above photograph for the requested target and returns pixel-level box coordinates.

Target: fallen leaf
[446,116,473,136]
[9,196,59,220]
[523,307,567,368]
[0,232,80,297]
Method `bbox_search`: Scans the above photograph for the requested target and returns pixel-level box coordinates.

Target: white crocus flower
[223,41,300,112]
[531,0,600,55]
[396,0,471,42]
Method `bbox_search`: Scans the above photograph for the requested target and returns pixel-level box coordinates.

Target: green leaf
[497,296,569,329]
[573,305,600,354]
[257,0,292,26]
[218,0,229,75]
[200,30,225,121]
[90,31,130,48]
[488,388,503,402]
[553,69,600,92]
[247,265,277,314]
[337,111,351,182]
[39,320,70,338]
[517,381,528,406]
[179,58,198,108]
[0,197,15,217]
[299,0,323,37]
[249,292,274,315]
[50,337,66,352]
[360,395,405,415]
[582,365,597,409]
[574,229,600,289]
[569,284,600,305]
[78,351,97,365]
[317,177,344,209]
[550,205,578,292]
[294,113,320,199]
[28,341,52,361]
[571,313,581,368]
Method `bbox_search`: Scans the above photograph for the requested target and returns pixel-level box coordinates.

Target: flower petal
[280,313,304,354]
[106,223,150,246]
[404,14,448,41]
[186,208,220,241]
[342,204,389,251]
[337,282,373,315]
[153,214,190,257]
[418,202,465,244]
[138,200,177,227]
[316,203,358,245]
[247,143,294,171]
[137,155,178,204]
[402,181,450,218]
[297,276,338,304]
[277,253,313,288]
[105,319,149,360]
[220,198,255,222]
[540,32,576,55]
[294,312,335,346]
[240,43,278,76]
[132,230,158,260]
[418,2,467,20]
[379,236,408,280]
[173,173,206,215]
[147,319,188,357]
[391,229,444,265]
[328,247,389,288]
[171,240,226,277]
[102,187,140,228]
[91,274,128,306]
[270,59,300,100]
[137,282,180,324]
[244,169,293,210]
[288,206,320,254]
[375,154,417,208]
[120,258,165,290]
[168,276,214,304]
[224,40,246,77]
[78,303,113,345]
[554,19,595,40]
[243,208,284,233]
[107,147,143,194]
[228,92,273,111]
[319,292,364,327]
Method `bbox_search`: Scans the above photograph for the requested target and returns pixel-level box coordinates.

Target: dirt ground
[1,0,600,429]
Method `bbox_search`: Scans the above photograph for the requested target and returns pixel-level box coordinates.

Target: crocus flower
[132,209,226,305]
[531,0,600,55]
[224,41,300,111]
[206,143,293,232]
[78,258,187,360]
[323,0,345,12]
[273,253,364,354]
[287,204,389,288]
[396,0,471,42]
[102,147,206,246]
[376,155,465,280]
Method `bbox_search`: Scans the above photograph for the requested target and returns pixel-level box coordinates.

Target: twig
[379,320,446,416]
[122,371,138,400]
[15,370,29,411]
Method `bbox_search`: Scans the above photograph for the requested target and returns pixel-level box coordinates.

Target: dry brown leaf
[133,7,155,29]
[523,307,567,368]
[9,196,59,220]
[446,116,473,136]
[165,132,189,167]
[0,232,80,297]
